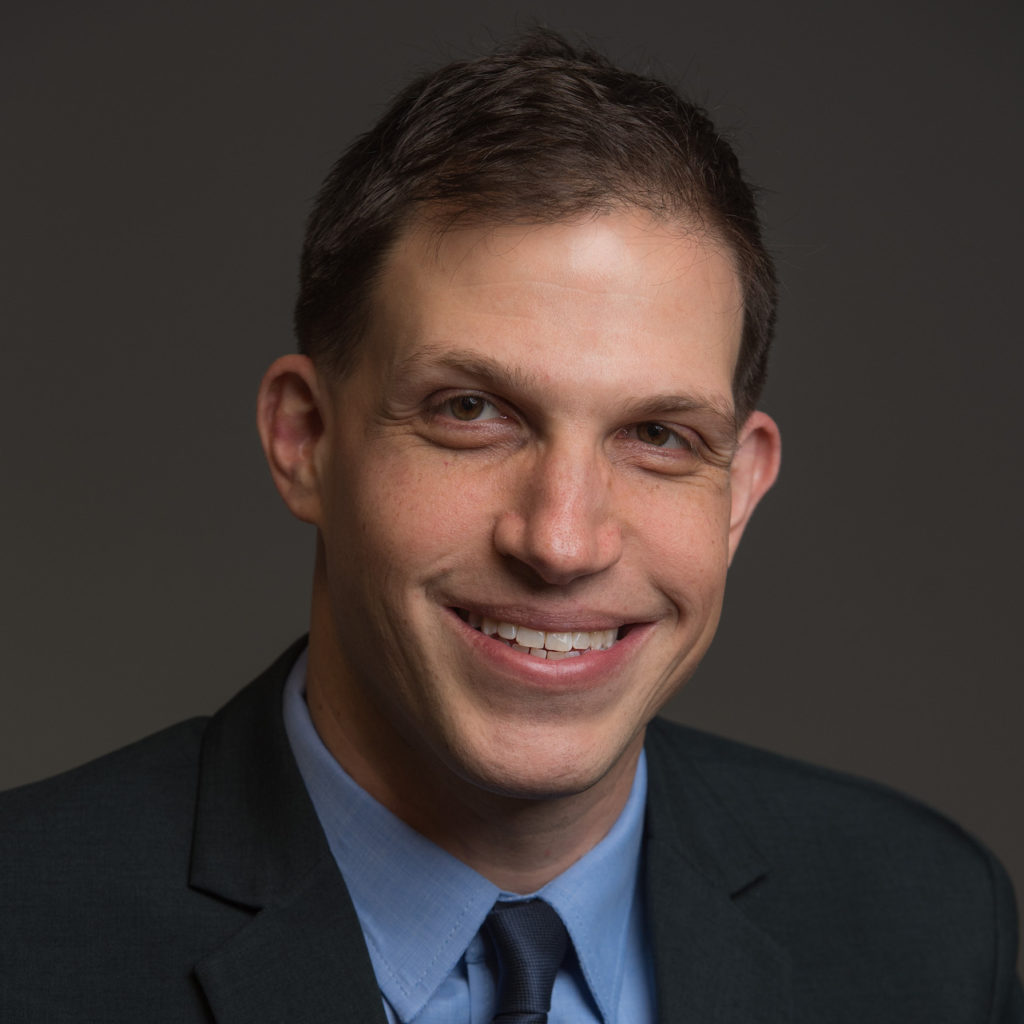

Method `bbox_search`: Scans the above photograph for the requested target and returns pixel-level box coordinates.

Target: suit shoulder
[0,717,209,862]
[646,717,1020,948]
[646,715,999,862]
[645,718,1022,1014]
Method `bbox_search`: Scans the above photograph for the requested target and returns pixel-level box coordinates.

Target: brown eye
[449,395,486,420]
[637,422,672,446]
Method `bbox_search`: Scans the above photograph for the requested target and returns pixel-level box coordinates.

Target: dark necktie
[484,899,569,1024]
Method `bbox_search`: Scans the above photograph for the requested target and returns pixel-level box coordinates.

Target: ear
[256,354,327,525]
[727,410,781,564]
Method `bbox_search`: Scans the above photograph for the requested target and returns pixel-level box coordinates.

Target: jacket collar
[188,640,388,1023]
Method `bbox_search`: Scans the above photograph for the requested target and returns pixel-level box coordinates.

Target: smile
[457,610,620,660]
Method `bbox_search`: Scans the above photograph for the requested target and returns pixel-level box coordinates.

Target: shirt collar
[283,647,646,1023]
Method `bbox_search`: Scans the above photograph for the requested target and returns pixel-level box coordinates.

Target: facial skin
[259,208,780,887]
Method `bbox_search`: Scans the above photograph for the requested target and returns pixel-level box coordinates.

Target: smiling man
[2,30,1021,1024]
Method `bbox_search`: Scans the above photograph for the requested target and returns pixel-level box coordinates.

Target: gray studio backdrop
[3,0,1022,963]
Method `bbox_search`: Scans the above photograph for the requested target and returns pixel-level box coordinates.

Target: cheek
[636,488,733,601]
[346,454,497,572]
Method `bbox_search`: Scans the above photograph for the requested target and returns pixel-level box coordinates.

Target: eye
[444,394,504,422]
[421,391,517,451]
[635,422,674,447]
[628,421,692,450]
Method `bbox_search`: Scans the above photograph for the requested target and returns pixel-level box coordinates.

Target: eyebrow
[391,345,739,436]
[616,394,738,436]
[391,346,535,392]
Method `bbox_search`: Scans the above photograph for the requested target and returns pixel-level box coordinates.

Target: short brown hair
[295,30,776,421]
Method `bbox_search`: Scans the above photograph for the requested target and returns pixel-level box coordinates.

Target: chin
[445,719,640,802]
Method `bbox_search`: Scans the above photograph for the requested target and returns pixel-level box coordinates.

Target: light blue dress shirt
[283,648,656,1023]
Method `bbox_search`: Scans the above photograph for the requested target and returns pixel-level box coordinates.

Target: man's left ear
[727,411,781,564]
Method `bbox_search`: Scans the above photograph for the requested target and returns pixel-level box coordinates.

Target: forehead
[364,209,744,415]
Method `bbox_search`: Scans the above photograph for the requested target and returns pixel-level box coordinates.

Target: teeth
[465,614,620,655]
[545,632,573,652]
[512,643,547,658]
[516,626,544,649]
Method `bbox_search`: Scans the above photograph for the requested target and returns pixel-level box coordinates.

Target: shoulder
[645,715,1005,874]
[0,716,208,856]
[0,717,213,942]
[0,717,232,1020]
[644,718,1022,1015]
[0,639,304,854]
[0,644,310,1020]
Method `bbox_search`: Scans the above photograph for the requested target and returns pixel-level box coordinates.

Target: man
[1,31,1020,1023]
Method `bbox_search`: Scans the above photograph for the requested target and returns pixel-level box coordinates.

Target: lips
[455,609,622,660]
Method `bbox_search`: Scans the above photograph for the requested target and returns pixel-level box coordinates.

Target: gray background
[3,0,1021,965]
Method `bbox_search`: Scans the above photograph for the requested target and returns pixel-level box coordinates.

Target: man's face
[292,209,777,808]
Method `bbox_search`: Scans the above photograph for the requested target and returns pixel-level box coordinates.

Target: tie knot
[484,899,569,1023]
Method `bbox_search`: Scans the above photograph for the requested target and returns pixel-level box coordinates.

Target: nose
[493,443,623,586]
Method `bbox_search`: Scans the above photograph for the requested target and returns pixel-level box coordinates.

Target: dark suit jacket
[2,640,1021,1022]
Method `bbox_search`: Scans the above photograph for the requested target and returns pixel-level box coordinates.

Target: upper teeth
[465,612,618,658]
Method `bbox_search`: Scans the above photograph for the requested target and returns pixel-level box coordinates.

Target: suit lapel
[644,720,793,1024]
[194,857,386,1024]
[188,642,387,1024]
